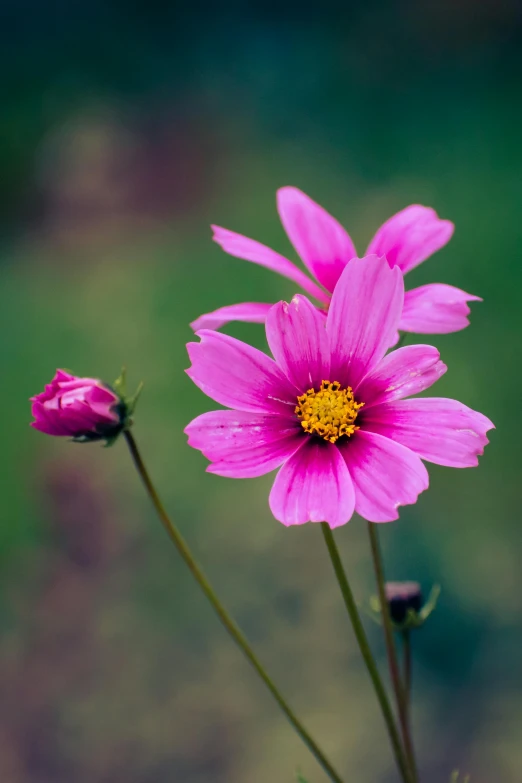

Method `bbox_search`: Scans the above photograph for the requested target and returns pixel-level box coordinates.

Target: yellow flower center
[295,381,364,444]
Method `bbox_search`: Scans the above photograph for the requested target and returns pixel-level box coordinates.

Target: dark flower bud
[385,582,423,624]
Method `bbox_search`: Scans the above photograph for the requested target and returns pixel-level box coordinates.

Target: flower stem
[320,524,413,783]
[402,630,412,726]
[367,522,418,782]
[123,431,345,783]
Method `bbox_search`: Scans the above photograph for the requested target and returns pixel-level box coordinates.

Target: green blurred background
[1,3,520,781]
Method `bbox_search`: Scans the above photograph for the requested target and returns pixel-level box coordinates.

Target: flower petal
[339,431,429,523]
[30,402,71,436]
[366,205,454,274]
[54,405,101,432]
[30,370,94,403]
[363,398,494,467]
[399,284,481,334]
[276,187,357,293]
[190,302,273,331]
[265,295,330,393]
[186,330,297,416]
[269,439,355,527]
[212,225,329,304]
[185,410,303,478]
[54,369,75,382]
[327,255,404,388]
[30,419,68,436]
[356,345,446,407]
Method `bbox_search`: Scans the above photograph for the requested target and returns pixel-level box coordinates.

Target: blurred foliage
[1,2,521,782]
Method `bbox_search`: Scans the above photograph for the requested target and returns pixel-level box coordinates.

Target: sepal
[368,584,441,631]
[450,770,470,783]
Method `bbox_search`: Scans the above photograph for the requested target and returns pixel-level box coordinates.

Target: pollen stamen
[295,380,364,443]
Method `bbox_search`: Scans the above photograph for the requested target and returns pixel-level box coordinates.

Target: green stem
[124,431,344,783]
[367,523,417,782]
[320,524,413,783]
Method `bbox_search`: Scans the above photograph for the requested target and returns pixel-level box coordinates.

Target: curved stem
[320,524,413,783]
[124,430,344,783]
[367,523,417,782]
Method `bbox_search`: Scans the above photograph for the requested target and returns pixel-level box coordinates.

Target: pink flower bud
[30,370,123,441]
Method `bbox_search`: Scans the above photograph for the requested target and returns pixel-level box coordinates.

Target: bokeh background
[2,3,521,781]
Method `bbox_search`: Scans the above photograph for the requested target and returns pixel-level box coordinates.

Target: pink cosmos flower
[30,370,123,441]
[185,256,493,528]
[191,187,480,337]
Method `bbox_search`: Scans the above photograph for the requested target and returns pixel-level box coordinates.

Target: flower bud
[385,581,423,624]
[30,370,125,443]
